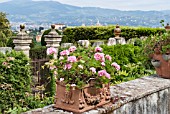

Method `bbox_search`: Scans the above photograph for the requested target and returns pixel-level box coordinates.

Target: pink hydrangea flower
[105,55,112,61]
[111,62,120,71]
[69,46,77,52]
[47,47,57,55]
[60,50,70,56]
[98,70,106,76]
[105,72,111,79]
[64,63,72,70]
[98,70,111,79]
[94,53,105,62]
[95,47,102,52]
[101,62,105,66]
[90,67,96,73]
[67,56,77,63]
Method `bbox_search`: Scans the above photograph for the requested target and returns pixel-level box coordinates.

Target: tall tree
[0,12,12,47]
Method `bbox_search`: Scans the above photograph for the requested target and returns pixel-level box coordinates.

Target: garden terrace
[23,75,170,114]
[1,23,169,113]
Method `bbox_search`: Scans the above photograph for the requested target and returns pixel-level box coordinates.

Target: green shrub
[62,26,165,43]
[102,44,143,65]
[30,46,47,60]
[101,44,153,83]
[0,50,32,113]
[0,50,54,113]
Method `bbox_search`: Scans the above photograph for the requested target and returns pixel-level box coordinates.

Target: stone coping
[23,75,170,114]
[0,47,12,54]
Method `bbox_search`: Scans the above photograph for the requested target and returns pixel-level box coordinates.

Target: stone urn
[165,23,170,31]
[114,24,121,39]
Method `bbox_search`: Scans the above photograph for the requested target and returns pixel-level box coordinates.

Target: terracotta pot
[54,81,111,113]
[152,53,170,79]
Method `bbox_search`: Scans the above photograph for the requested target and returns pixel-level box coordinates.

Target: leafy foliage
[101,44,153,83]
[142,31,170,57]
[0,12,12,47]
[0,50,54,113]
[0,51,31,113]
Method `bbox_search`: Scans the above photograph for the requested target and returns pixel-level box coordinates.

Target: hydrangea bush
[45,46,120,89]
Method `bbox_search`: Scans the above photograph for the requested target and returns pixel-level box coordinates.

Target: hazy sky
[2,0,170,11]
[33,0,170,11]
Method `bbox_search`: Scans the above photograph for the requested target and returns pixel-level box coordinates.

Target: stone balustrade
[23,75,170,114]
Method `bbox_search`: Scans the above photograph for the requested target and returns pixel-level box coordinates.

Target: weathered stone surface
[92,41,104,47]
[0,47,12,54]
[107,38,116,46]
[23,75,170,114]
[77,40,90,48]
[13,25,32,57]
[61,43,73,48]
[45,24,62,59]
[116,37,126,44]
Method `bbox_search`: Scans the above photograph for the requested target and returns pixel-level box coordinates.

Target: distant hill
[0,0,170,27]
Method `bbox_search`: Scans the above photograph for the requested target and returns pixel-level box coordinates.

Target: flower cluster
[47,47,57,55]
[1,57,15,68]
[46,46,120,89]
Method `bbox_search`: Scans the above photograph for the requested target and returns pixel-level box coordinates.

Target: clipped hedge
[30,46,47,60]
[62,26,165,43]
[0,51,32,113]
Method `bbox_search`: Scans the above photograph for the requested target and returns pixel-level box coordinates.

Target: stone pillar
[45,24,62,59]
[13,24,32,57]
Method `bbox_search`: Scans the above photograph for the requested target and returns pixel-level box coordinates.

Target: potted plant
[45,46,120,113]
[143,31,170,78]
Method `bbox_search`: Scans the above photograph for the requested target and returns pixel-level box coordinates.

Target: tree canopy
[0,12,12,47]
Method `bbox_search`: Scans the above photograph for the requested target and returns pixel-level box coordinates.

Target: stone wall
[110,75,170,114]
[23,75,170,114]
